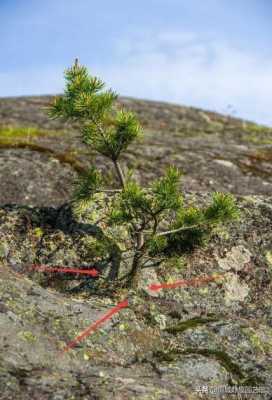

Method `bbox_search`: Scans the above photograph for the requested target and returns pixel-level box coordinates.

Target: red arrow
[31,264,99,277]
[60,299,129,353]
[148,274,223,292]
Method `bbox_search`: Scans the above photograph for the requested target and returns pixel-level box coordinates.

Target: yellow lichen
[33,227,44,239]
[265,251,272,268]
[243,327,272,355]
[18,331,37,343]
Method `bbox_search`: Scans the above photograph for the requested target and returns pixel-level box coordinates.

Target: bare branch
[142,256,166,268]
[155,224,200,237]
[155,221,215,237]
[95,189,121,193]
[142,261,163,269]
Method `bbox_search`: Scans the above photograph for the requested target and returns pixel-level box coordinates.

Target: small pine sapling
[49,60,239,289]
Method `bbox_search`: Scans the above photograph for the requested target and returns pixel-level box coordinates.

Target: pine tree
[49,60,239,289]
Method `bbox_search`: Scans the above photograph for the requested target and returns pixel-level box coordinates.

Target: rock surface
[0,96,272,399]
[0,96,272,206]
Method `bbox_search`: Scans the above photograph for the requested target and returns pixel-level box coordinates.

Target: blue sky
[0,0,271,125]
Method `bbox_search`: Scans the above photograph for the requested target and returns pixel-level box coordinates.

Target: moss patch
[243,124,272,145]
[165,316,219,334]
[155,347,263,385]
[0,125,62,140]
[0,125,87,174]
[0,140,85,174]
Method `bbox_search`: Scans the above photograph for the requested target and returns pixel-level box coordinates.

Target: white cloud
[0,30,271,126]
[98,31,272,126]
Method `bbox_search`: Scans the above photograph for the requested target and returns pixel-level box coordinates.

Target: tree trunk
[126,231,144,288]
[126,254,141,288]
